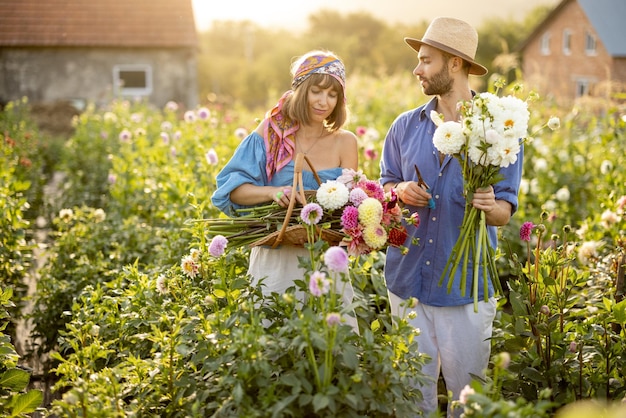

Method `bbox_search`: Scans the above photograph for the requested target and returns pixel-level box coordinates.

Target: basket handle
[303,154,322,186]
[272,153,318,248]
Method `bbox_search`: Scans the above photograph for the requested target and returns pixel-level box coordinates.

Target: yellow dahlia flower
[363,224,387,249]
[358,197,383,227]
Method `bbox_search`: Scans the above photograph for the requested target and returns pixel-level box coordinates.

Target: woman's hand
[272,187,291,207]
[232,184,300,207]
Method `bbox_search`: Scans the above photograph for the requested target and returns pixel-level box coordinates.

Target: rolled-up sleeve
[494,143,524,215]
[211,132,267,216]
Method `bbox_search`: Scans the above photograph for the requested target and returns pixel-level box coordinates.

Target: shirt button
[432,217,436,221]
[426,261,431,265]
[428,239,433,244]
[435,195,439,199]
[439,173,442,177]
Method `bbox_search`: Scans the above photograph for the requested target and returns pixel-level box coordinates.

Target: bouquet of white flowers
[431,89,530,311]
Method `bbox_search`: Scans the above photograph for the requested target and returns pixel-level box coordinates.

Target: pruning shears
[414,164,436,209]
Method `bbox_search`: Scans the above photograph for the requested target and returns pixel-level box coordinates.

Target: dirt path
[14,171,66,407]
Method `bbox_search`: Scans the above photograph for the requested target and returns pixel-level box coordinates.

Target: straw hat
[405,17,488,76]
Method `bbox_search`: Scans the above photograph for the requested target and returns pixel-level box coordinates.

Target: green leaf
[0,368,30,391]
[8,389,43,415]
[232,383,244,403]
[0,345,17,356]
[313,393,329,412]
[340,345,359,370]
[270,394,298,418]
[370,319,380,332]
[521,367,544,383]
[613,299,626,325]
[176,344,193,356]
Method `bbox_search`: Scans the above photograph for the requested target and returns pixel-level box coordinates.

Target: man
[379,17,523,417]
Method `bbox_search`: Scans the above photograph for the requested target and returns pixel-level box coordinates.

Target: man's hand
[472,186,512,226]
[471,186,496,213]
[395,181,433,208]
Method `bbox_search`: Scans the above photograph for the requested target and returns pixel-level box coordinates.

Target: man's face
[414,45,453,96]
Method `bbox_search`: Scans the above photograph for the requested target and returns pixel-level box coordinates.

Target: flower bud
[569,341,578,353]
[326,313,341,327]
[547,116,560,131]
[540,305,550,316]
[495,352,511,369]
[89,324,100,337]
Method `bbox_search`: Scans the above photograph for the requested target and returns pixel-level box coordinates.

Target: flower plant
[49,210,430,417]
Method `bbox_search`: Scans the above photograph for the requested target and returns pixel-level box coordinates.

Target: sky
[192,0,561,32]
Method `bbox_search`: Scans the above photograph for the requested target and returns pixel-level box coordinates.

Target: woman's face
[307,84,339,124]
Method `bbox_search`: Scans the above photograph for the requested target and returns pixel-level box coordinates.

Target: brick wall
[521,0,615,104]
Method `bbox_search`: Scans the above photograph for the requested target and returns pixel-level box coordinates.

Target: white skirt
[248,246,311,295]
[248,246,358,332]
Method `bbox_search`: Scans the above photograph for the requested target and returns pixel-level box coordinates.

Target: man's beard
[422,64,453,96]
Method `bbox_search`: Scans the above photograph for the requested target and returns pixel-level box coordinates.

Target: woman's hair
[282,50,349,131]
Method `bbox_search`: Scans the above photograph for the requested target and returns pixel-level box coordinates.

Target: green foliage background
[196,7,551,110]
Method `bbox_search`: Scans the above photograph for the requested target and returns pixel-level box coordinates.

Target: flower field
[1,73,625,417]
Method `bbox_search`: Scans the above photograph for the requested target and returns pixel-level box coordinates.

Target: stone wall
[0,46,197,109]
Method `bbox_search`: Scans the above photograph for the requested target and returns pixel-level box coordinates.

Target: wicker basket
[249,153,345,248]
[250,224,345,248]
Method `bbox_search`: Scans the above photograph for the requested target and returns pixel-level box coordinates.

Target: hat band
[422,38,475,63]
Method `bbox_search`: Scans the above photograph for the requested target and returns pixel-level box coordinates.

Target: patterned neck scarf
[264,55,346,181]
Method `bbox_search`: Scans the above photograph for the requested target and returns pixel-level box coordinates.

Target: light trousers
[388,291,496,418]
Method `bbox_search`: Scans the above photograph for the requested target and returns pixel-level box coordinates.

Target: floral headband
[291,55,346,95]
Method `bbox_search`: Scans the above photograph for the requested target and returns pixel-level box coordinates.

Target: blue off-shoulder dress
[211,131,356,328]
[212,131,343,215]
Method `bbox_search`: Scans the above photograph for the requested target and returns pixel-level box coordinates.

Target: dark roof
[0,0,197,47]
[579,0,626,57]
[518,0,626,57]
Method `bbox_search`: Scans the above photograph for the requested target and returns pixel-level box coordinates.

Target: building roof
[0,0,197,48]
[518,0,626,57]
[579,0,626,57]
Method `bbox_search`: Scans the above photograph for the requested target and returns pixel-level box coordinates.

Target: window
[113,64,153,97]
[563,29,572,55]
[540,32,551,55]
[575,79,590,97]
[585,32,597,55]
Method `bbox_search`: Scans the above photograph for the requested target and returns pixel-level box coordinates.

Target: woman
[211,50,359,325]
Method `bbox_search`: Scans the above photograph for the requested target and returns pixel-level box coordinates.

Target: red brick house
[0,0,198,109]
[519,0,626,104]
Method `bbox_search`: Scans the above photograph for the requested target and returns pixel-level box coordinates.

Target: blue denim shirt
[211,131,343,216]
[379,97,523,306]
